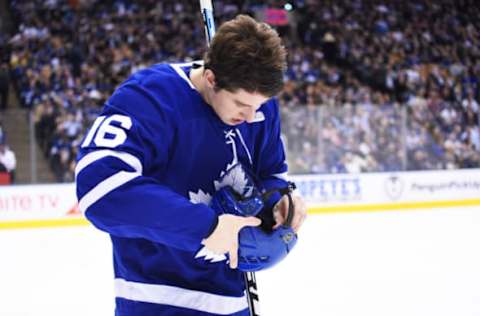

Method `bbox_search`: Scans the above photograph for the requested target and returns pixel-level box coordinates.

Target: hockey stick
[200,0,216,46]
[199,1,260,315]
[244,271,261,316]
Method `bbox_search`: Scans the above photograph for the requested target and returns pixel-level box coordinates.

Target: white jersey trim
[250,111,265,123]
[272,171,288,181]
[78,171,140,214]
[170,62,202,90]
[75,149,143,179]
[114,278,248,315]
[235,128,253,165]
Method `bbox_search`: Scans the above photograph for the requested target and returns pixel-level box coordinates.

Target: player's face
[209,88,269,126]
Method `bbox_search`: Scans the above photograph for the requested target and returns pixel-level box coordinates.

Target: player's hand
[202,214,261,269]
[272,194,307,233]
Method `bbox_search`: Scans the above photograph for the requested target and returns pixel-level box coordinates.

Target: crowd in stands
[279,0,479,173]
[3,0,480,180]
[0,62,9,111]
[0,118,16,184]
[0,36,16,184]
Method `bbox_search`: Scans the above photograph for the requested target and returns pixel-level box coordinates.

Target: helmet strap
[256,181,296,232]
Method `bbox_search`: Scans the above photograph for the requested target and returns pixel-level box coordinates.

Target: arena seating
[3,0,479,180]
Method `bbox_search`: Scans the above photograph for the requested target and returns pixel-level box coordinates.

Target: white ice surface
[1,207,480,316]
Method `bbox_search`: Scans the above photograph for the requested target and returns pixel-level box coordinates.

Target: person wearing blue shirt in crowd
[75,15,307,316]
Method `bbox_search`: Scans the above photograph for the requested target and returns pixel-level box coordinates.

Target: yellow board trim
[1,199,480,229]
[309,198,480,214]
[0,217,90,230]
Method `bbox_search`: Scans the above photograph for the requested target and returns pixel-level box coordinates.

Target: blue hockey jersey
[75,62,288,316]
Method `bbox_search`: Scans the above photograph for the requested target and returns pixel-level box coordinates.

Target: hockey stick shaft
[198,2,260,314]
[200,0,216,46]
[244,271,261,316]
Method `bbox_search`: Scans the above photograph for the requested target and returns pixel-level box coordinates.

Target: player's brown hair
[204,14,287,97]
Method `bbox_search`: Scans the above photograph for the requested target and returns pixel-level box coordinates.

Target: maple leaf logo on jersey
[188,189,212,205]
[194,246,227,263]
[190,163,254,264]
[214,163,253,196]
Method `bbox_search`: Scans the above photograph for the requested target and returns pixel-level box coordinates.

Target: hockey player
[75,15,307,316]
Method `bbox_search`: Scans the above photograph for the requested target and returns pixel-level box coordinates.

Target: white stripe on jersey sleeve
[272,171,288,181]
[114,278,248,315]
[75,149,143,178]
[79,170,140,213]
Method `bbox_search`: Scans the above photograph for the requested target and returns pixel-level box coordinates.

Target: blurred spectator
[0,117,4,141]
[0,135,16,183]
[0,62,9,111]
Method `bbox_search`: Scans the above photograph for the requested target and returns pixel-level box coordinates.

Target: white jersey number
[81,115,132,148]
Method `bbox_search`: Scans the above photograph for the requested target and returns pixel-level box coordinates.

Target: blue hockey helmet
[209,183,298,272]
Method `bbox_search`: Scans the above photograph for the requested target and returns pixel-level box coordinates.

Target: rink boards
[1,169,480,228]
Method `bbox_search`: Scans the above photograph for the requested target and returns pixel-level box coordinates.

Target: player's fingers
[229,246,238,269]
[291,213,305,232]
[272,197,284,227]
[272,210,285,229]
[241,216,262,228]
[291,198,307,232]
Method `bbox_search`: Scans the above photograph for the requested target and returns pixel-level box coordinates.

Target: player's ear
[204,68,217,89]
